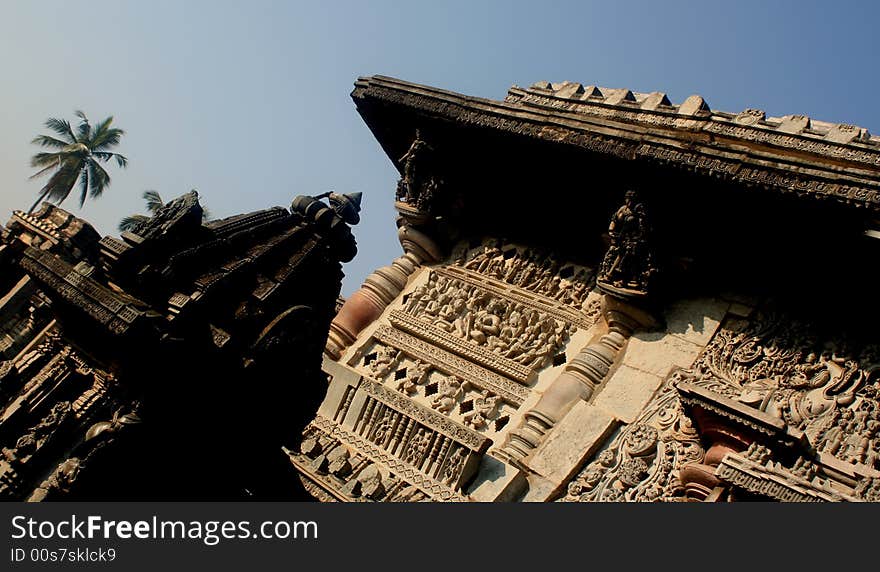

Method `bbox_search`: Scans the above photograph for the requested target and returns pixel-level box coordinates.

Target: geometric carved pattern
[714,449,858,502]
[389,310,534,383]
[310,415,468,501]
[438,265,597,329]
[373,325,529,406]
[359,379,489,452]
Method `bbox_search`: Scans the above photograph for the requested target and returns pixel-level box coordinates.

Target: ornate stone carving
[714,449,858,502]
[690,311,880,470]
[372,325,529,405]
[307,415,469,501]
[3,401,72,461]
[597,190,656,297]
[394,269,574,380]
[855,477,880,502]
[455,242,595,311]
[395,359,431,394]
[353,76,880,209]
[28,457,81,502]
[430,375,467,413]
[462,390,501,430]
[359,379,488,452]
[396,130,442,213]
[366,345,402,382]
[561,373,705,502]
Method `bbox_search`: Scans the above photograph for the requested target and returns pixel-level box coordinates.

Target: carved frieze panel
[450,240,596,318]
[690,310,880,471]
[292,415,470,502]
[395,268,581,381]
[370,326,529,406]
[714,444,859,502]
[560,371,709,502]
[362,346,515,439]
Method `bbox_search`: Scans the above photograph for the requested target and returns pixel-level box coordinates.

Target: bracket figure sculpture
[597,190,656,299]
[396,130,442,214]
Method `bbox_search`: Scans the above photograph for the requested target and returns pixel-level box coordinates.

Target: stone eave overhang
[352,75,880,212]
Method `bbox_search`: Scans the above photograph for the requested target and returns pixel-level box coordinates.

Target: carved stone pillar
[325,208,444,360]
[499,296,656,464]
[326,252,420,359]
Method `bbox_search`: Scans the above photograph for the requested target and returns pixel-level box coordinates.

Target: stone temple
[2,76,879,502]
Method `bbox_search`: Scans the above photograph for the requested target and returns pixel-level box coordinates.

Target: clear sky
[1,1,877,296]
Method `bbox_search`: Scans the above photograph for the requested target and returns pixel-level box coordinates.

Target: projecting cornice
[352,75,880,211]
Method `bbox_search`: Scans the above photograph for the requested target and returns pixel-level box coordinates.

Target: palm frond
[30,151,65,170]
[93,151,128,168]
[31,134,72,149]
[87,160,111,199]
[118,214,149,232]
[41,159,82,204]
[76,112,91,141]
[90,117,124,150]
[44,117,77,143]
[29,112,126,211]
[142,190,164,214]
[28,159,61,180]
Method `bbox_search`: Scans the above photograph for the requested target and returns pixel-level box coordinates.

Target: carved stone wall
[558,303,880,502]
[298,237,617,501]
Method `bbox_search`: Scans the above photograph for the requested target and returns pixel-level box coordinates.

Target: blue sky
[1,1,877,295]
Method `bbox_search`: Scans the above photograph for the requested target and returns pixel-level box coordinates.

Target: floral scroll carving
[690,310,880,470]
[561,373,705,502]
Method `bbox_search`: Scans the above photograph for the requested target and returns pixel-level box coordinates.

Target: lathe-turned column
[499,296,655,463]
[325,210,445,360]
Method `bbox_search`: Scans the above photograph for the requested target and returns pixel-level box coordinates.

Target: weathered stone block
[664,298,728,347]
[466,456,527,502]
[519,473,560,502]
[621,333,703,378]
[526,401,618,487]
[593,364,665,423]
[317,358,362,422]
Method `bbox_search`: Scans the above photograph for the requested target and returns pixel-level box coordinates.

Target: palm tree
[118,190,211,232]
[118,190,164,232]
[28,110,128,213]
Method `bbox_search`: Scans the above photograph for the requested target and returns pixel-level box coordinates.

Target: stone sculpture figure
[397,360,431,394]
[443,447,466,486]
[598,190,655,295]
[463,390,501,429]
[403,428,431,466]
[431,375,467,413]
[369,346,401,381]
[396,130,440,212]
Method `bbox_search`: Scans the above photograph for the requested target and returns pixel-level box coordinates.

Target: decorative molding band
[373,324,529,406]
[389,310,533,383]
[20,249,144,336]
[715,452,857,503]
[361,379,490,452]
[436,266,600,329]
[310,415,468,502]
